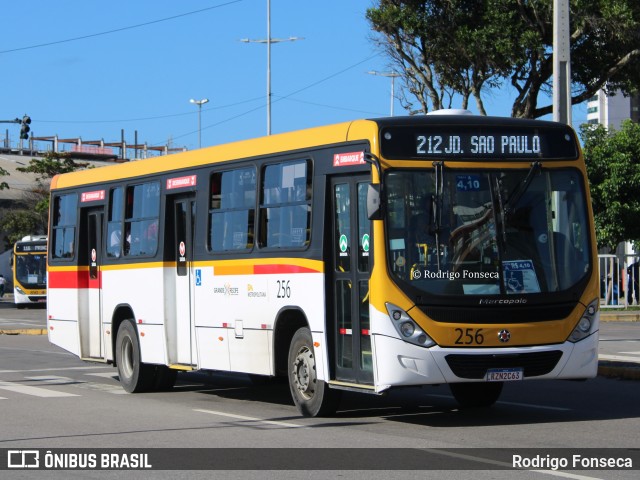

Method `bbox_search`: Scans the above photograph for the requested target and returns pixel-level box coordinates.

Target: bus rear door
[165,194,197,367]
[80,207,104,359]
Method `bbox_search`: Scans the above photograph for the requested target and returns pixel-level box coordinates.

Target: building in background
[587,90,640,129]
[587,88,640,306]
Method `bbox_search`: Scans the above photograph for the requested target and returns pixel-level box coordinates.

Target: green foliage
[16,151,88,181]
[0,165,8,190]
[0,210,43,249]
[367,0,640,118]
[582,121,640,250]
[0,151,89,248]
[14,151,89,216]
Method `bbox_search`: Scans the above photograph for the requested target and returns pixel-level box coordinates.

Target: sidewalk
[600,310,640,322]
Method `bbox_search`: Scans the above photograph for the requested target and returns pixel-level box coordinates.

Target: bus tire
[287,327,340,417]
[115,319,153,393]
[449,382,503,408]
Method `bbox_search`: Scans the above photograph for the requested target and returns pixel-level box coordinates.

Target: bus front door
[166,195,196,366]
[330,176,373,385]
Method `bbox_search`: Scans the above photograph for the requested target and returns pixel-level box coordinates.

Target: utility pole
[553,0,572,125]
[240,0,303,135]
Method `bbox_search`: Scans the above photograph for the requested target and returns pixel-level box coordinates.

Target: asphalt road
[1,296,639,377]
[0,334,639,479]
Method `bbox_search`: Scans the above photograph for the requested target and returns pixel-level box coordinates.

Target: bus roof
[49,114,576,190]
[50,119,378,190]
[18,235,47,243]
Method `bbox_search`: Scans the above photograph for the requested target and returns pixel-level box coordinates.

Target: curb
[597,361,640,381]
[0,329,47,335]
[600,312,640,322]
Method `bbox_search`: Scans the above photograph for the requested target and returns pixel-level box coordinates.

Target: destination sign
[380,124,578,161]
[16,243,47,253]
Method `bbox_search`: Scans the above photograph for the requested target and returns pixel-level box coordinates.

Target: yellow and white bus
[47,113,599,416]
[13,235,47,307]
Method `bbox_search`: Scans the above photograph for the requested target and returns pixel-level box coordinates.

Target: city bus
[47,112,599,416]
[13,235,47,307]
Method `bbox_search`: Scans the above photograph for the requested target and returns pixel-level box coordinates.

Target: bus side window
[107,187,123,258]
[259,160,311,249]
[51,194,78,259]
[123,182,159,257]
[209,167,256,252]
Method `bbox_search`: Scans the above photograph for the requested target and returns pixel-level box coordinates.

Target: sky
[1,0,587,154]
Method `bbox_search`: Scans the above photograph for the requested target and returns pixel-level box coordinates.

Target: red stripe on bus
[48,270,99,289]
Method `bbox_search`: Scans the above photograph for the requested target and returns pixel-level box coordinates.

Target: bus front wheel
[115,320,153,393]
[449,382,503,408]
[288,327,340,417]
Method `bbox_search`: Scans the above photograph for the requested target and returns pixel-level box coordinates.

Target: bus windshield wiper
[504,161,541,218]
[430,161,444,269]
[491,174,507,252]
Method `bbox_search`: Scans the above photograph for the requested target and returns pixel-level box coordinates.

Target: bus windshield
[385,167,591,296]
[15,254,47,289]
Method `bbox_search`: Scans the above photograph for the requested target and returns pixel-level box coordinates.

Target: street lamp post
[240,0,303,135]
[367,70,401,117]
[189,98,209,148]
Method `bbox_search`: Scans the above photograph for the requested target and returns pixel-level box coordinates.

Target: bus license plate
[485,368,523,382]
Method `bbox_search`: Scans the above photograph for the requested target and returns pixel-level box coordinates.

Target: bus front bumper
[372,330,599,390]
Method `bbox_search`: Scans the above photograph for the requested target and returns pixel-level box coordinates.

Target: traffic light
[20,115,31,140]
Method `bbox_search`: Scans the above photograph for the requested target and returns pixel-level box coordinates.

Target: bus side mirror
[367,183,382,220]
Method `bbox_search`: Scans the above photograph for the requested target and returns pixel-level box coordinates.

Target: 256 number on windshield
[454,328,485,345]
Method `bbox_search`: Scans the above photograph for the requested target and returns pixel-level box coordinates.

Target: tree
[0,210,42,248]
[367,0,640,118]
[0,165,8,190]
[15,150,89,215]
[0,151,89,248]
[16,150,88,181]
[581,120,640,251]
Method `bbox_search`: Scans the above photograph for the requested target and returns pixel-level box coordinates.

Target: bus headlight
[15,286,26,295]
[569,299,599,343]
[385,303,435,348]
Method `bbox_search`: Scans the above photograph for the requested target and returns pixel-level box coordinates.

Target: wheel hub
[292,346,316,399]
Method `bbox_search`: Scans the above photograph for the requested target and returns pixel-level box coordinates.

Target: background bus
[47,113,599,417]
[13,235,47,307]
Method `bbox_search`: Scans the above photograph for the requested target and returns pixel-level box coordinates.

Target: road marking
[194,409,304,428]
[423,448,605,480]
[0,380,79,398]
[599,354,640,362]
[497,401,570,411]
[84,372,119,379]
[619,350,640,355]
[25,375,81,385]
[0,366,111,374]
[24,375,127,395]
[425,394,571,411]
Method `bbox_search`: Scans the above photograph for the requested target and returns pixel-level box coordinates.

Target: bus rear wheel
[449,382,503,408]
[288,327,340,417]
[115,319,153,393]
